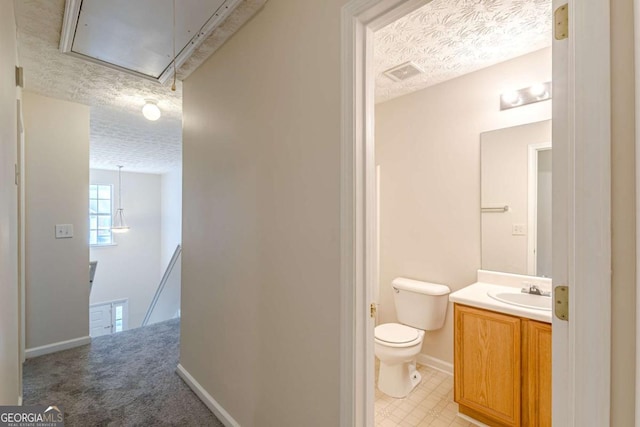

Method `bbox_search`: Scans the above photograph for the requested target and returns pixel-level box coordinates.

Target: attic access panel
[60,0,241,83]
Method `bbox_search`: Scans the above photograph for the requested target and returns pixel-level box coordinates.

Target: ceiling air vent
[383,61,424,82]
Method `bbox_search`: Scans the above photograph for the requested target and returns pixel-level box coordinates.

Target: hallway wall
[23,92,90,351]
[610,0,636,423]
[0,0,21,405]
[89,169,162,329]
[180,0,343,425]
[160,167,182,271]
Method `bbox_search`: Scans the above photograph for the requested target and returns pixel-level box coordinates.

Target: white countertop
[449,282,552,324]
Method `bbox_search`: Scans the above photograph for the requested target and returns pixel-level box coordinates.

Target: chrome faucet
[521,283,551,297]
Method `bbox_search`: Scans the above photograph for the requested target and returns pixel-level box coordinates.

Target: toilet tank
[392,277,450,331]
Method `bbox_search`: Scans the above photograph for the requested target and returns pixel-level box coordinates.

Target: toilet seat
[375,323,421,347]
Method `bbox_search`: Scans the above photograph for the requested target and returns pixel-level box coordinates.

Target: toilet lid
[375,323,419,344]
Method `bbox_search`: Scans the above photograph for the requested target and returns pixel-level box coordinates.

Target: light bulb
[529,83,548,98]
[501,91,520,105]
[142,101,161,121]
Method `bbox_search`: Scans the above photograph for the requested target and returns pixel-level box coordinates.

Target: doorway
[528,142,552,278]
[89,299,128,338]
[340,0,612,426]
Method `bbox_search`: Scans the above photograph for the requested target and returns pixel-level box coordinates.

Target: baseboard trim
[25,336,91,359]
[176,363,240,427]
[417,354,453,376]
[457,412,490,427]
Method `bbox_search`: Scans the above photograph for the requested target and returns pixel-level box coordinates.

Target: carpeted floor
[23,319,223,426]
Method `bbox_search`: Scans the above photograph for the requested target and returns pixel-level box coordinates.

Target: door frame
[17,93,25,404]
[527,141,552,276]
[634,0,640,417]
[340,1,611,426]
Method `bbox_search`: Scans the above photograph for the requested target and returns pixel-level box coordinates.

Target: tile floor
[374,363,476,427]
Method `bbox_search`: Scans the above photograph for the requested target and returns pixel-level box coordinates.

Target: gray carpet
[23,319,223,426]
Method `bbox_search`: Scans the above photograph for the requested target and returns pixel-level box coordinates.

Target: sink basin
[487,291,552,311]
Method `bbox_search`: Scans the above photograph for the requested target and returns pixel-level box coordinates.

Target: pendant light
[112,165,130,233]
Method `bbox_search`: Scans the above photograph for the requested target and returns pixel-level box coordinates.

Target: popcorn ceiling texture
[15,0,549,169]
[90,106,183,173]
[374,0,552,103]
[15,0,266,174]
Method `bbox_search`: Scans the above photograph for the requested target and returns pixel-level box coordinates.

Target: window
[114,304,124,332]
[89,184,113,245]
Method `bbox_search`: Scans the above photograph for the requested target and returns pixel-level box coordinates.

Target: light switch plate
[55,224,74,239]
[512,224,526,236]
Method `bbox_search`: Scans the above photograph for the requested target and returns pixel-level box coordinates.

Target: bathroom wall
[375,47,552,365]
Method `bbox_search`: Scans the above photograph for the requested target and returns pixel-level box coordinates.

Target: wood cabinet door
[523,320,552,427]
[454,304,521,427]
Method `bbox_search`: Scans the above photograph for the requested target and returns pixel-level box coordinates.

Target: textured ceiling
[15,0,266,174]
[374,0,552,103]
[16,0,550,171]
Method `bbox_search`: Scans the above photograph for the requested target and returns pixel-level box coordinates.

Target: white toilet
[375,277,450,398]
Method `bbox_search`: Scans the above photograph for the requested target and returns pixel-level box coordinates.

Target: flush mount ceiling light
[500,82,552,110]
[111,165,130,234]
[142,100,161,121]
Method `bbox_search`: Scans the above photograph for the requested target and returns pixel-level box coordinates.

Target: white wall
[375,48,551,364]
[90,169,162,329]
[160,167,182,270]
[0,0,20,404]
[23,92,90,350]
[181,1,343,425]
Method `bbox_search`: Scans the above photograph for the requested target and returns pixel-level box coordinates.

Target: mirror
[480,120,551,277]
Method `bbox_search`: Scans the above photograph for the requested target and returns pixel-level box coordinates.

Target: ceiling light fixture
[500,82,552,110]
[111,165,130,233]
[142,100,161,121]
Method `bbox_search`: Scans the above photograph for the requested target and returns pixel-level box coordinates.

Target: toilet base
[377,360,422,398]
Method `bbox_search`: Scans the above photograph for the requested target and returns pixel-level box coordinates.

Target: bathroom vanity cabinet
[453,304,551,427]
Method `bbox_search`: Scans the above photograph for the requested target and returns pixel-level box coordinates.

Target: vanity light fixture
[501,90,521,107]
[529,83,548,98]
[142,99,161,121]
[500,82,552,110]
